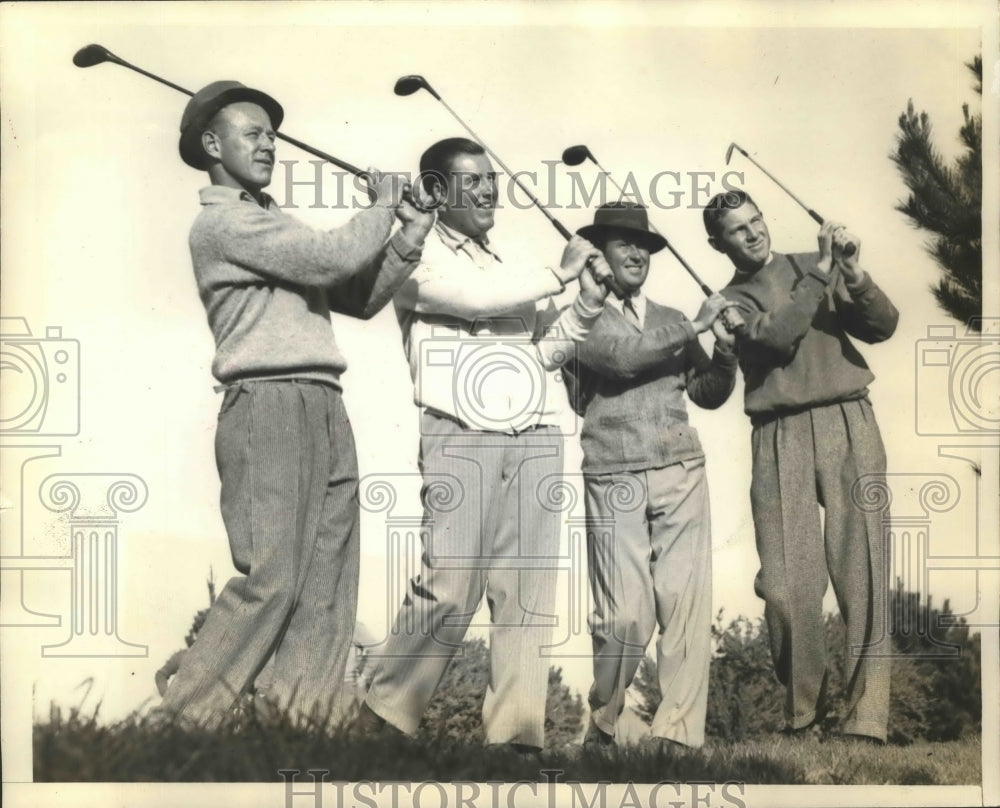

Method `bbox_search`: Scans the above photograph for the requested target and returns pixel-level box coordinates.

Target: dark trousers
[750,398,891,740]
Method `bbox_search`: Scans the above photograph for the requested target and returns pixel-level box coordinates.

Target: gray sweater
[190,186,423,386]
[565,300,738,475]
[721,252,898,419]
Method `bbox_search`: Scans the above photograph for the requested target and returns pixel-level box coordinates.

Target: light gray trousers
[161,380,360,726]
[365,412,563,748]
[585,459,713,747]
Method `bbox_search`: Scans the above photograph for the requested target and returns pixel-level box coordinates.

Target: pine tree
[890,55,982,330]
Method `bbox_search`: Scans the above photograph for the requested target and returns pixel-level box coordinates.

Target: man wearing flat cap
[564,202,737,750]
[160,81,433,727]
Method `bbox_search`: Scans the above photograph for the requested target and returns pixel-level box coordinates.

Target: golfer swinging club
[565,202,739,752]
[159,80,434,727]
[704,189,898,744]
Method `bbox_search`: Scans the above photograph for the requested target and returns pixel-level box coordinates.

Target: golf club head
[73,44,117,68]
[561,145,594,167]
[725,142,738,166]
[394,74,440,100]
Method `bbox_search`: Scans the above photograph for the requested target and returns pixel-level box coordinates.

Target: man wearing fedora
[355,137,611,755]
[160,81,433,727]
[564,202,738,750]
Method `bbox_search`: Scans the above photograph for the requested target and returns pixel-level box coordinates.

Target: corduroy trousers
[161,380,360,726]
[364,412,563,748]
[750,398,891,741]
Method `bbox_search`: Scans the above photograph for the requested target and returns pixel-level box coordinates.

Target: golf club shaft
[592,158,714,297]
[86,49,366,177]
[735,146,856,257]
[433,96,573,241]
[577,152,745,333]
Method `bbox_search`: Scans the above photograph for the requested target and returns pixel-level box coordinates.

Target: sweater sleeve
[832,271,899,344]
[724,271,830,363]
[206,202,396,287]
[534,295,605,371]
[685,340,738,410]
[327,226,426,320]
[393,257,563,320]
[577,314,697,380]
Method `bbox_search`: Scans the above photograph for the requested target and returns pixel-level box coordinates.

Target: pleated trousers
[585,458,713,747]
[365,412,562,748]
[750,398,891,741]
[161,380,360,726]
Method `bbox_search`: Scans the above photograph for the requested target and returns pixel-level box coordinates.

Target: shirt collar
[608,288,645,311]
[198,185,276,209]
[607,288,647,324]
[434,218,501,261]
[732,251,776,281]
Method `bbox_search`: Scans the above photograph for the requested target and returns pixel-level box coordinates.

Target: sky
[1,0,998,792]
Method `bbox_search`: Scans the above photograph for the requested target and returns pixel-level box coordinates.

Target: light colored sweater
[190,186,423,386]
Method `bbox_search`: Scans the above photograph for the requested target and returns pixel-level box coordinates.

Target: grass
[716,733,982,785]
[33,703,982,785]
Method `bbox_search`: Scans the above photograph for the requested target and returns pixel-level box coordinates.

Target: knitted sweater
[566,300,738,474]
[190,186,423,386]
[721,252,898,418]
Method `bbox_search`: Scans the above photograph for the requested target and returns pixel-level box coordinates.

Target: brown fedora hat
[577,202,667,253]
[178,80,284,169]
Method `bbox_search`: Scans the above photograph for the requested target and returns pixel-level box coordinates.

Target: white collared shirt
[606,289,647,328]
[392,220,603,432]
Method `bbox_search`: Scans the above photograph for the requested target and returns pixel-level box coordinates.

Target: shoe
[583,719,615,749]
[842,732,886,746]
[781,721,824,740]
[486,742,542,764]
[347,703,403,740]
[641,735,689,755]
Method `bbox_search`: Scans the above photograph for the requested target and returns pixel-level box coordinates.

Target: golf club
[395,74,573,241]
[725,142,856,257]
[73,43,366,177]
[560,145,745,333]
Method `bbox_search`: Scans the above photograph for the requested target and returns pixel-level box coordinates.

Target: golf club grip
[552,219,573,241]
[811,208,858,256]
[721,307,746,335]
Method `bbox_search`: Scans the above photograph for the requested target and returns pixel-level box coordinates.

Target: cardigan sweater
[566,299,738,475]
[721,252,898,419]
[190,186,423,386]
